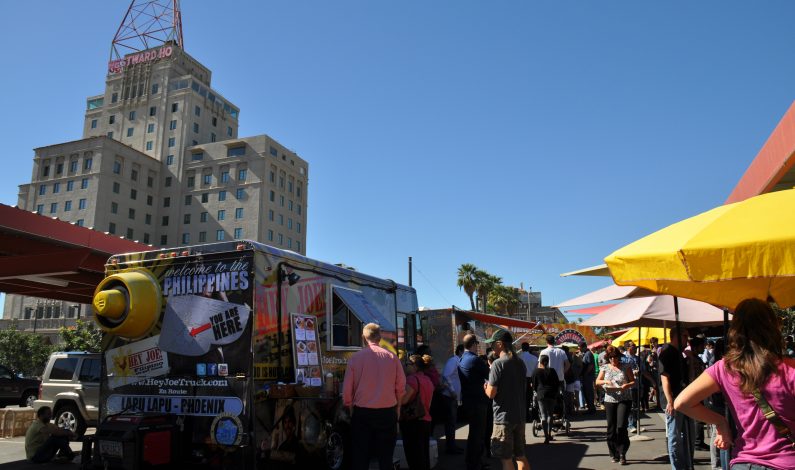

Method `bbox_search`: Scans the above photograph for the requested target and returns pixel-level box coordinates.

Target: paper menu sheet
[290,313,324,386]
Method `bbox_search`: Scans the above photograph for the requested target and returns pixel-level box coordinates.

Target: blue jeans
[665,411,692,470]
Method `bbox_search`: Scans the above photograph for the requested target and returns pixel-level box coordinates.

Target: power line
[412,262,454,307]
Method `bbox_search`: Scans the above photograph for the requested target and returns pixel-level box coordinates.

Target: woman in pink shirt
[400,354,435,470]
[675,298,795,470]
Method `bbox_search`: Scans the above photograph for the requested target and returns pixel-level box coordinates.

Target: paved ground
[0,409,715,469]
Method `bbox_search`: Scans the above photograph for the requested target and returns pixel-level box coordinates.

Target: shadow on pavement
[0,458,80,469]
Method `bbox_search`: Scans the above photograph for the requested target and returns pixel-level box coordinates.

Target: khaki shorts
[491,422,526,459]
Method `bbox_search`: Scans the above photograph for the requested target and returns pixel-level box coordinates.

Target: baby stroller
[530,389,571,438]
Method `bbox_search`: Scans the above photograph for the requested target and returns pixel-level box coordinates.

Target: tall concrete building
[4,25,308,321]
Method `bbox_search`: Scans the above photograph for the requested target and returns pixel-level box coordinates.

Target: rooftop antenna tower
[110,0,183,64]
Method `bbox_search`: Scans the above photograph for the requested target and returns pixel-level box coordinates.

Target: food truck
[89,241,419,469]
[420,307,599,371]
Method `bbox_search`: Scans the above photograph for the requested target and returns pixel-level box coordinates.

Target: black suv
[0,364,40,408]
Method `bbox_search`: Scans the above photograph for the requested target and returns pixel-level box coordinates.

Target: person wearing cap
[458,334,491,470]
[484,329,530,470]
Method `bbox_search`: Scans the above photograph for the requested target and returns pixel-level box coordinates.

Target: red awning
[454,309,543,331]
[0,204,149,304]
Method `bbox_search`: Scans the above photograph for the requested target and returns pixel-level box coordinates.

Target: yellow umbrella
[605,188,795,308]
[610,327,670,347]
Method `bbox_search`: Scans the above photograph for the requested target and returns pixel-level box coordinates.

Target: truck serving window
[332,289,363,348]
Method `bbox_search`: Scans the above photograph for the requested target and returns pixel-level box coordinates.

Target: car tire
[20,390,37,408]
[55,404,86,437]
[325,426,350,470]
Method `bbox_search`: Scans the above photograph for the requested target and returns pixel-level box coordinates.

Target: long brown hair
[724,298,784,395]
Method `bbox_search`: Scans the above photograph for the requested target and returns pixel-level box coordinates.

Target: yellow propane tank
[92,269,162,339]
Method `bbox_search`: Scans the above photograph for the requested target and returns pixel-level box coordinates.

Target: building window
[38,185,46,195]
[212,117,217,126]
[280,195,285,207]
[67,180,74,191]
[69,160,78,173]
[131,170,138,181]
[288,218,293,230]
[163,197,170,208]
[184,213,191,224]
[201,193,208,203]
[297,222,301,233]
[216,230,225,241]
[148,106,156,116]
[147,175,153,187]
[168,137,175,148]
[192,140,198,146]
[203,174,211,185]
[145,141,153,150]
[126,127,134,137]
[160,235,168,246]
[78,199,86,210]
[200,212,208,223]
[109,223,116,234]
[166,155,174,165]
[111,93,118,103]
[36,204,43,213]
[113,161,122,174]
[184,195,192,206]
[76,219,84,227]
[270,171,275,183]
[143,233,150,244]
[112,182,120,193]
[210,133,216,142]
[109,115,115,124]
[126,228,134,240]
[152,84,159,95]
[145,214,152,224]
[90,119,97,129]
[235,208,243,219]
[84,158,93,170]
[147,123,155,133]
[182,233,190,244]
[297,185,302,198]
[191,152,203,161]
[218,190,226,201]
[111,202,118,214]
[194,105,201,116]
[146,195,153,206]
[169,120,177,130]
[227,126,233,137]
[298,204,302,215]
[238,169,247,181]
[268,210,274,221]
[288,238,292,249]
[218,210,225,220]
[268,230,273,241]
[165,177,172,187]
[172,103,179,112]
[288,200,293,211]
[130,189,137,200]
[279,214,284,226]
[278,233,283,245]
[193,122,199,133]
[53,182,60,193]
[42,164,50,177]
[234,228,243,239]
[128,208,135,220]
[270,146,278,156]
[162,216,169,226]
[129,110,136,120]
[296,240,301,252]
[279,176,284,189]
[269,191,275,202]
[187,176,195,188]
[199,231,207,242]
[236,188,244,199]
[220,171,230,183]
[288,181,293,193]
[227,146,245,157]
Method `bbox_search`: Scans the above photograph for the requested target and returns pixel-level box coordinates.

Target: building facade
[4,43,308,320]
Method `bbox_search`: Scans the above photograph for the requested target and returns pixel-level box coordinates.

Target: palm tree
[475,272,502,313]
[456,264,479,311]
[489,285,520,316]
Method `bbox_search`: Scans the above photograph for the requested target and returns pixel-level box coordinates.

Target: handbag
[752,389,795,449]
[399,375,426,421]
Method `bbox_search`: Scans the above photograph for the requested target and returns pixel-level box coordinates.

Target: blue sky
[2,1,794,314]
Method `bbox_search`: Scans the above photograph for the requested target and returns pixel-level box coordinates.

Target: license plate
[99,440,123,458]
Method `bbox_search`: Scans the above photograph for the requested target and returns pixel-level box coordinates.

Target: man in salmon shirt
[343,323,406,470]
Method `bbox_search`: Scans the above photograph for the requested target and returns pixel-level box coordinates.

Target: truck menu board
[290,313,323,386]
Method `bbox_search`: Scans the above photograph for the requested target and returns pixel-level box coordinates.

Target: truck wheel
[55,404,86,437]
[325,428,349,470]
[20,390,37,408]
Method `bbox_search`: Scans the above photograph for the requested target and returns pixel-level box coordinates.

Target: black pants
[352,406,398,470]
[400,419,431,470]
[464,401,489,470]
[604,401,631,459]
[442,394,459,448]
[31,435,73,463]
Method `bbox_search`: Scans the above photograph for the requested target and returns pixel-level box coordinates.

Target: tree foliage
[59,319,103,353]
[457,263,479,311]
[0,323,54,376]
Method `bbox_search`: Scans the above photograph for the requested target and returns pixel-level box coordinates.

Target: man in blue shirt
[458,334,490,470]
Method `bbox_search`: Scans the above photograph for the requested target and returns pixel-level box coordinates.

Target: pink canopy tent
[553,284,657,308]
[582,296,728,328]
